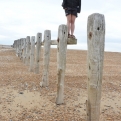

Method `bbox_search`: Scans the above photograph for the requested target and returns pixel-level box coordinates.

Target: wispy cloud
[0,0,120,52]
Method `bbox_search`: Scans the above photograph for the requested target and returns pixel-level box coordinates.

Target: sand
[0,45,121,121]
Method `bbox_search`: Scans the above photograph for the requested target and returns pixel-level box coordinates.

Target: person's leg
[66,14,71,36]
[71,15,76,36]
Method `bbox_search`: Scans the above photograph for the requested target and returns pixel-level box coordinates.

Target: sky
[0,0,121,52]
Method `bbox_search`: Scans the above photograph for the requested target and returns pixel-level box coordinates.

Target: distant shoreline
[0,44,120,53]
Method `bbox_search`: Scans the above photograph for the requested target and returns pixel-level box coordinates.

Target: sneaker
[68,34,71,38]
[71,35,76,39]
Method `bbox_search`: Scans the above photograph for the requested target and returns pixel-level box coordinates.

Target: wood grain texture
[56,24,68,104]
[41,30,51,87]
[87,13,105,121]
[29,36,35,72]
[35,33,42,74]
[25,36,30,66]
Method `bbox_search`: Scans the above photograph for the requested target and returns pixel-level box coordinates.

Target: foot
[68,34,71,38]
[71,35,76,39]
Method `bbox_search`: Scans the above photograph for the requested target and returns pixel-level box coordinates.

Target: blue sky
[0,0,121,52]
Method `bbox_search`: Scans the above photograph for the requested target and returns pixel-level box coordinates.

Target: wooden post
[17,39,20,56]
[17,39,20,57]
[20,39,24,60]
[40,30,51,87]
[86,13,105,121]
[15,40,17,51]
[22,38,26,63]
[35,33,42,74]
[18,39,21,58]
[29,36,35,72]
[19,39,21,58]
[56,25,68,104]
[14,40,16,51]
[16,40,19,56]
[25,36,30,66]
[21,39,24,60]
[19,39,23,60]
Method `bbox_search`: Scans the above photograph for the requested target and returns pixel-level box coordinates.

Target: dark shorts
[65,7,78,17]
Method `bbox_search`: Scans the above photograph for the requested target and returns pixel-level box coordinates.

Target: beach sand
[0,45,121,121]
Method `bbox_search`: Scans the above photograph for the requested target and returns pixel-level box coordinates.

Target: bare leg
[66,14,71,35]
[71,15,76,35]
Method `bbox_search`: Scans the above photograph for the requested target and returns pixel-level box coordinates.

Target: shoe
[68,34,71,38]
[71,35,76,39]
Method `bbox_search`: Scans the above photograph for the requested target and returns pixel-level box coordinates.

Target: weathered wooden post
[19,39,23,60]
[40,30,51,87]
[17,40,19,56]
[22,38,26,63]
[35,33,42,74]
[56,25,68,104]
[17,39,20,56]
[86,13,105,121]
[29,36,35,72]
[16,40,17,50]
[20,39,23,60]
[18,39,21,57]
[25,36,30,66]
[14,40,17,53]
[19,39,21,58]
[16,40,19,56]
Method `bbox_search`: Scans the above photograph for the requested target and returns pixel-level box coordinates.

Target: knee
[67,19,71,24]
[71,20,75,24]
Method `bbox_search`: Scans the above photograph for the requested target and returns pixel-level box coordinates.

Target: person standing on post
[62,0,81,39]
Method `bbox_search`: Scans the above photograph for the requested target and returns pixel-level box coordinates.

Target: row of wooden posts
[12,13,105,121]
[13,25,77,103]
